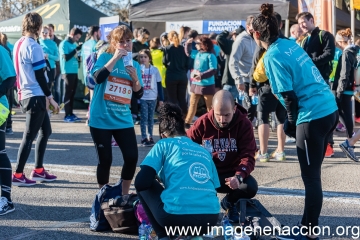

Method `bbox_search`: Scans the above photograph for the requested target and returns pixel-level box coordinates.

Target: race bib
[104,75,133,104]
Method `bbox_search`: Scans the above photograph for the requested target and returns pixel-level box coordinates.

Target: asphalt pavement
[1,109,359,240]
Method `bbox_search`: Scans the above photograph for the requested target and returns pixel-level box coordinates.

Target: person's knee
[257,111,270,125]
[244,175,259,198]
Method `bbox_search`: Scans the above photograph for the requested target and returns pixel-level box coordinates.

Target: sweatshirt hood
[160,32,167,48]
[345,44,360,54]
[208,103,248,130]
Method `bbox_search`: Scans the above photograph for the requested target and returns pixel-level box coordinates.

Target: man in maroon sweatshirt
[187,90,258,222]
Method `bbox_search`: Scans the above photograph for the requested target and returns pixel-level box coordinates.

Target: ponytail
[168,31,180,47]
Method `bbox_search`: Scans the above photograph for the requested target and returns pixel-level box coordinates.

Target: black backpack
[234,198,282,240]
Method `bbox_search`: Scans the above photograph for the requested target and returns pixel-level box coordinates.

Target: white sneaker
[285,136,296,143]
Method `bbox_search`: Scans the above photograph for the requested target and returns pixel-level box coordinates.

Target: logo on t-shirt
[312,66,323,83]
[218,152,226,161]
[189,162,210,184]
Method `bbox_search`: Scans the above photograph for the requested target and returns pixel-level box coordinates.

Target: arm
[200,53,217,79]
[0,76,16,98]
[93,67,110,84]
[337,52,353,95]
[155,69,164,101]
[186,119,205,145]
[312,32,335,66]
[235,119,257,179]
[280,91,299,125]
[134,165,157,191]
[229,38,245,84]
[34,69,51,97]
[216,30,233,55]
[47,43,59,62]
[162,47,169,67]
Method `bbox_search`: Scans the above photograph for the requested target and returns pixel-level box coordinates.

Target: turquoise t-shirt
[39,39,59,69]
[90,52,143,130]
[193,52,217,86]
[81,39,97,83]
[0,45,16,109]
[59,39,78,74]
[6,41,14,59]
[141,136,220,215]
[213,44,220,57]
[263,38,338,125]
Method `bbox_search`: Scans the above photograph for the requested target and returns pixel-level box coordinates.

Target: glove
[283,118,296,139]
[76,43,83,51]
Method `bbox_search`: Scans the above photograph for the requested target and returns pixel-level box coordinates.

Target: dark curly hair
[158,103,186,137]
[22,12,43,37]
[198,36,214,53]
[252,3,279,44]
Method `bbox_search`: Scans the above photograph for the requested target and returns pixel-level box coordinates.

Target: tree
[0,0,50,21]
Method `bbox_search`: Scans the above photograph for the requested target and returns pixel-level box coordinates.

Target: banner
[298,0,333,33]
[350,0,360,10]
[202,20,245,34]
[99,16,119,40]
[165,21,203,34]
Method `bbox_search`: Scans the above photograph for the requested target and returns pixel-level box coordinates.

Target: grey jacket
[229,30,256,84]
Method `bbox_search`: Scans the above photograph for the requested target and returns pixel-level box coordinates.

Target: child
[138,49,164,147]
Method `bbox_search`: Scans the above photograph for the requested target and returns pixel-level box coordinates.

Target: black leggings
[137,179,219,238]
[47,68,55,92]
[338,95,353,138]
[16,97,52,173]
[63,73,78,116]
[6,86,14,129]
[216,172,258,203]
[90,127,138,185]
[165,79,188,117]
[296,111,338,229]
[0,122,12,201]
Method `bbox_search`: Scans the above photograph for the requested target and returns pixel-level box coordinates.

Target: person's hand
[249,87,257,96]
[49,98,60,113]
[283,118,296,139]
[76,43,83,51]
[158,101,164,106]
[237,83,245,91]
[113,48,128,61]
[186,38,193,44]
[194,75,201,81]
[125,66,139,82]
[225,176,241,190]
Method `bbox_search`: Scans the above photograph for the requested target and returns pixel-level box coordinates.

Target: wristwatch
[235,174,243,185]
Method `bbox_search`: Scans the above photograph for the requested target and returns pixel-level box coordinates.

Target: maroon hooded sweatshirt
[187,104,256,179]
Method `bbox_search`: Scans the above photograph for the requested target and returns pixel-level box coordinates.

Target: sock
[34,167,44,173]
[14,172,23,178]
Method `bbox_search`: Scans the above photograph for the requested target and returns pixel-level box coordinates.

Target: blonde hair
[106,25,133,54]
[168,31,180,47]
[336,28,352,43]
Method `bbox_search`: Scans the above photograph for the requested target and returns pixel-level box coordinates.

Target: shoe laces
[0,197,8,209]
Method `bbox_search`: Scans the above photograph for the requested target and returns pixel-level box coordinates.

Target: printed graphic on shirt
[189,162,210,184]
[142,72,153,90]
[202,138,237,162]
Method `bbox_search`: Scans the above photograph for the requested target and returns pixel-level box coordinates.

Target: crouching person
[187,90,258,223]
[135,103,220,239]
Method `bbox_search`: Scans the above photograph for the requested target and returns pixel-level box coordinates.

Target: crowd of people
[0,3,359,240]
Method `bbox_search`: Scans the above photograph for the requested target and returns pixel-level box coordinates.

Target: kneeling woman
[135,103,220,239]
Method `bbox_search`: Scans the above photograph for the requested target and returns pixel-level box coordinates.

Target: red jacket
[187,104,256,179]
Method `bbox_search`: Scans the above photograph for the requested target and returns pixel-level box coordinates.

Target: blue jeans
[140,99,157,139]
[222,84,240,104]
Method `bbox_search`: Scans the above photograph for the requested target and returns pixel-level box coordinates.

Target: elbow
[133,87,144,99]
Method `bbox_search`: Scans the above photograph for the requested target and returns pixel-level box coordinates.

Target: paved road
[1,110,359,240]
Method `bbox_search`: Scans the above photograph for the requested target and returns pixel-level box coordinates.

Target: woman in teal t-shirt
[184,36,217,129]
[135,103,219,239]
[90,25,144,194]
[252,4,338,240]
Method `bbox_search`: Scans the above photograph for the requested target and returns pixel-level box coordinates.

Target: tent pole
[332,0,336,34]
[351,9,355,38]
[285,19,290,37]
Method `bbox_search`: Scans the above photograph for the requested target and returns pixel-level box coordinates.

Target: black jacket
[216,30,235,86]
[132,40,149,60]
[163,44,188,81]
[301,27,335,81]
[333,45,360,93]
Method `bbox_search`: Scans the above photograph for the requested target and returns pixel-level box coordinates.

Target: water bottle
[238,90,245,101]
[234,232,250,240]
[251,94,259,105]
[139,221,148,240]
[222,217,234,240]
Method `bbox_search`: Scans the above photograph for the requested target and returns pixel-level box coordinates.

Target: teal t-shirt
[193,52,217,86]
[59,39,78,74]
[81,39,97,83]
[141,136,220,215]
[213,44,221,57]
[0,45,16,109]
[90,52,143,130]
[263,38,338,125]
[39,39,59,69]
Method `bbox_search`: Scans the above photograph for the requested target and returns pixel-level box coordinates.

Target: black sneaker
[0,197,15,216]
[220,195,238,223]
[5,128,13,135]
[339,139,359,162]
[148,138,155,146]
[141,138,152,147]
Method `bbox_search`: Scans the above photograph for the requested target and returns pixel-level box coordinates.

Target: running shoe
[336,122,346,132]
[325,143,334,157]
[111,138,118,147]
[72,114,82,122]
[30,169,57,182]
[339,140,359,162]
[148,138,155,146]
[258,152,270,162]
[270,151,286,161]
[141,138,152,147]
[12,173,36,186]
[285,136,296,143]
[0,197,15,216]
[220,195,238,223]
[5,128,14,135]
[64,115,76,123]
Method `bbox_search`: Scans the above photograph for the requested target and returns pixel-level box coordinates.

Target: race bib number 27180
[104,76,133,104]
